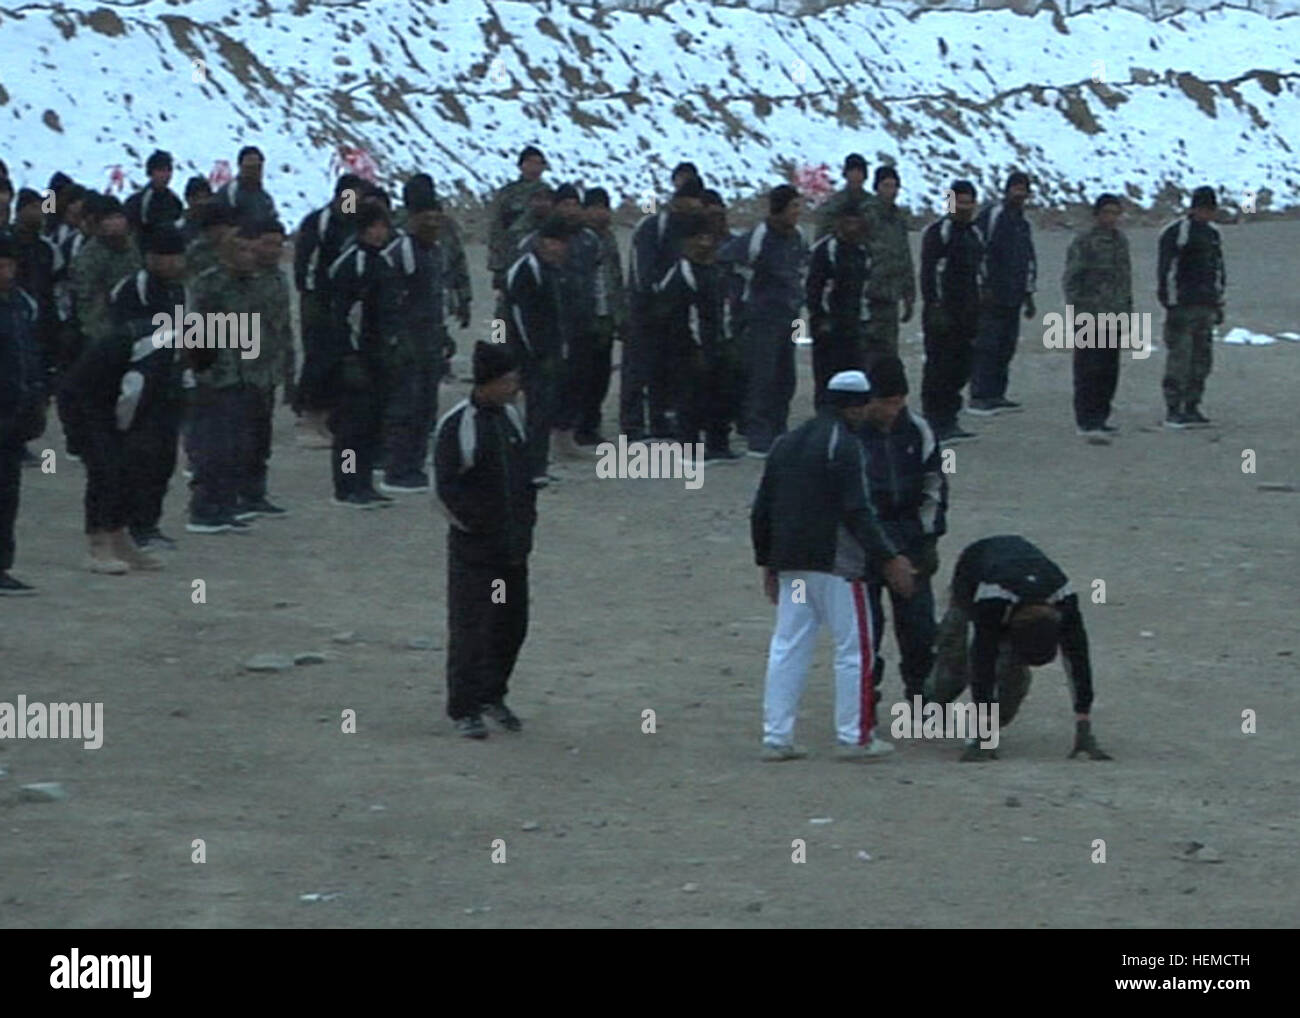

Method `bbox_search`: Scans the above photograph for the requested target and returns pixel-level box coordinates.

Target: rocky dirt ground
[1,218,1297,928]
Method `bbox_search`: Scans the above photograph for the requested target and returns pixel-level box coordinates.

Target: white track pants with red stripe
[763,571,876,746]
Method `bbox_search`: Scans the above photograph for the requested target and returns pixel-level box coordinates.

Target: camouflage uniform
[186,264,263,523]
[813,186,873,241]
[70,238,142,347]
[487,178,546,288]
[1062,224,1132,429]
[1157,215,1225,415]
[240,263,293,504]
[184,235,221,285]
[862,199,916,361]
[581,225,627,439]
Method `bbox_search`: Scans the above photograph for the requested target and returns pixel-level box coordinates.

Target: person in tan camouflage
[1062,193,1132,439]
[813,153,870,241]
[577,186,627,446]
[861,166,916,364]
[487,145,548,294]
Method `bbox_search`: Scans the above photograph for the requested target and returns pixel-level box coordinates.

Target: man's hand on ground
[1069,719,1113,760]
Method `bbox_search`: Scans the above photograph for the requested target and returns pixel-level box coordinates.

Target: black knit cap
[1009,612,1060,666]
[146,149,173,173]
[144,224,186,255]
[404,176,439,212]
[867,356,909,398]
[1092,193,1121,214]
[473,340,517,384]
[518,145,545,166]
[1005,170,1031,191]
[184,175,212,199]
[582,186,610,208]
[769,184,800,214]
[553,183,580,204]
[16,187,43,211]
[874,165,900,187]
[1191,185,1218,209]
[335,173,364,199]
[843,153,867,174]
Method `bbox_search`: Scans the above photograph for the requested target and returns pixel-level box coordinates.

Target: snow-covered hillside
[0,0,1296,223]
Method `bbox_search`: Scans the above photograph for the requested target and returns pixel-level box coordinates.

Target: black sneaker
[704,446,743,463]
[360,489,395,506]
[1098,423,1120,434]
[0,573,36,596]
[482,701,523,733]
[332,493,379,510]
[218,512,254,531]
[378,472,430,494]
[991,397,1023,413]
[186,515,232,534]
[238,497,289,518]
[966,398,1000,416]
[454,715,489,740]
[1183,406,1212,428]
[1163,410,1189,430]
[131,527,178,551]
[935,424,978,443]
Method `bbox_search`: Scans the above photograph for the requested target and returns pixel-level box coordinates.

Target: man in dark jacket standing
[969,171,1036,415]
[805,200,871,398]
[123,150,183,247]
[1157,185,1225,428]
[857,357,946,703]
[0,232,45,594]
[434,342,538,740]
[751,370,916,761]
[219,146,278,227]
[719,184,808,457]
[919,180,983,443]
[926,535,1112,762]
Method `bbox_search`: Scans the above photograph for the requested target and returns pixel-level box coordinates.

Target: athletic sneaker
[0,573,36,596]
[361,489,395,505]
[1098,422,1120,434]
[531,475,550,489]
[455,715,488,740]
[966,398,1000,416]
[761,742,808,762]
[1183,406,1212,428]
[186,515,232,534]
[378,472,431,495]
[1163,410,1190,430]
[991,397,1023,412]
[959,739,999,762]
[131,527,178,551]
[218,513,254,531]
[237,497,289,518]
[482,701,523,732]
[332,493,380,510]
[1077,427,1111,445]
[935,424,977,443]
[834,739,896,762]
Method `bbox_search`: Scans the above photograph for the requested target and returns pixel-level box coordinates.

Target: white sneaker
[834,739,895,762]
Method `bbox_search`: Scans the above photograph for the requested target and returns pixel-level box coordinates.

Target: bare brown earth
[1,218,1297,929]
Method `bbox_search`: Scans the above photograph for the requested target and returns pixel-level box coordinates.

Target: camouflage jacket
[439,215,472,320]
[187,264,263,389]
[1063,226,1132,312]
[185,236,220,284]
[594,227,628,328]
[813,186,873,241]
[487,178,547,276]
[244,265,294,389]
[864,200,916,303]
[70,238,143,344]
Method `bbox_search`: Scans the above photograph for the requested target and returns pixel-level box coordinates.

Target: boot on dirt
[85,532,129,575]
[108,529,164,571]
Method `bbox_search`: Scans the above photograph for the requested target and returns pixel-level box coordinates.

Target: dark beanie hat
[843,153,867,174]
[404,177,439,212]
[0,231,16,260]
[583,186,610,208]
[16,188,43,211]
[97,195,125,217]
[1009,612,1060,666]
[48,171,73,193]
[473,340,517,384]
[518,145,545,166]
[1005,170,1031,191]
[185,175,212,199]
[868,356,909,399]
[874,165,900,187]
[1191,185,1218,208]
[146,149,173,173]
[950,179,976,200]
[1092,192,1121,214]
[770,184,800,214]
[144,224,186,255]
[671,161,700,182]
[335,172,364,199]
[553,183,580,204]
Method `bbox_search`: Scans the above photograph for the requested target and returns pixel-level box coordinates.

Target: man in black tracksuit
[969,171,1036,414]
[434,342,538,740]
[651,211,736,456]
[0,232,46,594]
[858,357,947,702]
[504,217,570,485]
[719,184,808,456]
[623,178,704,439]
[806,201,871,400]
[926,534,1112,761]
[123,150,184,249]
[919,180,984,443]
[323,204,400,507]
[378,177,444,493]
[107,226,188,550]
[294,174,363,429]
[12,189,58,374]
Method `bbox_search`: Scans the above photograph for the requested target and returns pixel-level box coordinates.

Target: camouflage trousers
[924,602,1033,726]
[1161,304,1215,409]
[862,299,900,364]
